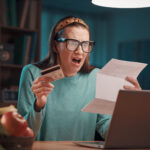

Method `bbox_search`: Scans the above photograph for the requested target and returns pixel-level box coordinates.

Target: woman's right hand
[31,76,54,110]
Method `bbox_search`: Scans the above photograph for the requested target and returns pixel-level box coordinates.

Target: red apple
[0,111,28,137]
[23,127,34,137]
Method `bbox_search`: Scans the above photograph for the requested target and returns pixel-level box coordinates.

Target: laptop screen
[105,90,150,148]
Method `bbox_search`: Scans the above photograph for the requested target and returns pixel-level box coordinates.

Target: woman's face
[56,26,89,77]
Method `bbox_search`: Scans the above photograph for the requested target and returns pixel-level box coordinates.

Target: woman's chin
[64,68,80,77]
[62,63,83,77]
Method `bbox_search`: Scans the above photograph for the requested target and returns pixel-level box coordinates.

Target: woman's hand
[31,76,54,110]
[124,76,141,90]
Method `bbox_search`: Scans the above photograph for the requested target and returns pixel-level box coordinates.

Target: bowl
[0,134,35,150]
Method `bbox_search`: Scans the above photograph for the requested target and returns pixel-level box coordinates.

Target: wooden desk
[32,141,97,150]
[32,141,150,150]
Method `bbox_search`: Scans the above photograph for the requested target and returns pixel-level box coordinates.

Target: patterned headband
[54,17,89,36]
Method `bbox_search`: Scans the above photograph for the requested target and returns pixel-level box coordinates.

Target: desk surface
[32,141,150,150]
[32,141,98,150]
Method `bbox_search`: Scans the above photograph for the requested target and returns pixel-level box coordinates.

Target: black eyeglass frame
[56,38,95,53]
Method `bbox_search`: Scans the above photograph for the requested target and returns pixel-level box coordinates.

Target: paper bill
[82,59,147,115]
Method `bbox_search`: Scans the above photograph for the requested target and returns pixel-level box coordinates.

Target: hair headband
[54,17,89,36]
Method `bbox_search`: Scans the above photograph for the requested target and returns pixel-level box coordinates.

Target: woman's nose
[74,45,83,54]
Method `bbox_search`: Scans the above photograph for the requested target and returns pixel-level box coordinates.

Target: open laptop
[74,90,150,149]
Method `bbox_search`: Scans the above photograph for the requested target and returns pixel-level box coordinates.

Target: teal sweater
[17,64,111,141]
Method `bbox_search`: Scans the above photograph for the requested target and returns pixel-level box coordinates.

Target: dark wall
[41,3,150,89]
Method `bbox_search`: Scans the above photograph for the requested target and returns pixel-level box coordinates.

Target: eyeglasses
[56,38,95,53]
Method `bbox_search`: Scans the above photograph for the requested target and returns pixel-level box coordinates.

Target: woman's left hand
[124,76,141,90]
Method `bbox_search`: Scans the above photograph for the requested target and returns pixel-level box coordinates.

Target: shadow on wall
[118,40,150,89]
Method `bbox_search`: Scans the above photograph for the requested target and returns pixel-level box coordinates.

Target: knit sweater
[18,64,111,141]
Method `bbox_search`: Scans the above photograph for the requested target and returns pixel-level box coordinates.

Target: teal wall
[41,6,111,67]
[41,6,150,68]
[107,9,150,60]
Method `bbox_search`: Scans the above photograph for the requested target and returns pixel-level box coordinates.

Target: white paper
[82,58,147,115]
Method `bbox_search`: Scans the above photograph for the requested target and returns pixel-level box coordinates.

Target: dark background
[41,0,150,89]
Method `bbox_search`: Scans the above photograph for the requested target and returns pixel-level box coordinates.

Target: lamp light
[92,0,150,8]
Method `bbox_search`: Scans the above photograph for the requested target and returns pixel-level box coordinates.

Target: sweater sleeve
[17,65,46,136]
[96,114,111,139]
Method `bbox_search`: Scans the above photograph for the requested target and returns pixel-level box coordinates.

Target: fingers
[32,87,53,95]
[126,76,140,88]
[33,76,53,84]
[31,81,54,95]
[31,76,55,108]
[31,81,54,91]
[123,85,140,90]
[124,76,141,90]
[32,76,54,89]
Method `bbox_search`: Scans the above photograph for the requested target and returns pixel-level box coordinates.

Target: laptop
[74,90,150,149]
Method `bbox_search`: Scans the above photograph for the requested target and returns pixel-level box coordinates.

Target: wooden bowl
[0,134,35,150]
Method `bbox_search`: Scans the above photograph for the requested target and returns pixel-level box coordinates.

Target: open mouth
[72,58,81,64]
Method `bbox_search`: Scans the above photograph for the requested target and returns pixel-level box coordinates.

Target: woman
[18,16,141,141]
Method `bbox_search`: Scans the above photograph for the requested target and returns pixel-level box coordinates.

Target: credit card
[40,65,64,82]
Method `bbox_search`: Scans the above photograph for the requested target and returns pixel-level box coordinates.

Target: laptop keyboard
[74,141,105,148]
